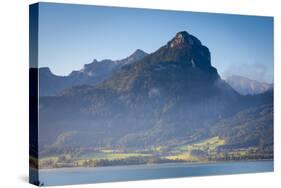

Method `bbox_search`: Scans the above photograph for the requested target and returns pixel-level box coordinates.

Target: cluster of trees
[38,149,273,169]
[81,156,185,167]
[39,155,187,169]
[206,148,273,162]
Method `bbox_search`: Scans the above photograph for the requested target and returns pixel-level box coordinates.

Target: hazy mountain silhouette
[39,49,148,96]
[225,75,273,95]
[38,31,273,156]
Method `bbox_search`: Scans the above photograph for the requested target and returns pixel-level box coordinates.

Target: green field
[38,136,227,168]
[163,137,225,161]
[76,152,151,165]
[177,136,225,151]
[36,136,270,169]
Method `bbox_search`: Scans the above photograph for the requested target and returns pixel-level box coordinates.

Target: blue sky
[38,3,273,83]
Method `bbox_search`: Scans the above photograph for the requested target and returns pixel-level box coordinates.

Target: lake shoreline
[37,158,273,172]
[37,160,273,186]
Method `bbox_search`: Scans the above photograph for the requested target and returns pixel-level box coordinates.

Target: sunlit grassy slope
[164,136,225,161]
[177,136,225,151]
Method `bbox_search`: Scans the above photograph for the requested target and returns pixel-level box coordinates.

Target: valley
[36,136,272,169]
[31,31,273,169]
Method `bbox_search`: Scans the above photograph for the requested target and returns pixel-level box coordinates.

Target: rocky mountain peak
[168,31,202,49]
[116,49,148,65]
[149,31,212,70]
[126,49,148,61]
[132,49,147,56]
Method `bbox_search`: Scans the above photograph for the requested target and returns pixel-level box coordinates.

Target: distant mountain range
[39,48,272,97]
[39,49,148,96]
[225,75,273,95]
[36,31,273,161]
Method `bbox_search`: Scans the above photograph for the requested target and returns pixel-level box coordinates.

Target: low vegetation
[34,136,272,169]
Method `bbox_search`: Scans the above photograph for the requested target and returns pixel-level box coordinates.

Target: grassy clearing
[80,152,151,160]
[38,137,228,168]
[39,156,59,164]
[76,152,151,164]
[177,136,225,152]
[164,137,226,161]
[164,152,199,161]
[39,154,73,165]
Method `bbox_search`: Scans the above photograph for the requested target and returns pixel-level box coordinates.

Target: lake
[38,160,273,186]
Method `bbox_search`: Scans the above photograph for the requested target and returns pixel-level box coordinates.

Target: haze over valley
[31,31,273,169]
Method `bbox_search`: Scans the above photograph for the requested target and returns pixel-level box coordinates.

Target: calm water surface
[38,160,273,186]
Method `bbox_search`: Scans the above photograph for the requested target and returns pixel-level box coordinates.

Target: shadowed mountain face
[38,31,273,157]
[99,31,220,93]
[39,49,148,96]
[225,75,273,95]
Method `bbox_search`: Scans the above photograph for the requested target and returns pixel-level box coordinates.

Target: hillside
[35,31,273,168]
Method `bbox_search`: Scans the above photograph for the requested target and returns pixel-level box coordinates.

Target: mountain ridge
[37,31,273,161]
[225,75,273,95]
[97,31,220,93]
[38,49,148,96]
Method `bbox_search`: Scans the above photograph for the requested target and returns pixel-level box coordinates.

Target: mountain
[115,49,148,65]
[38,31,273,158]
[225,75,273,95]
[39,49,148,96]
[211,104,273,150]
[100,31,221,92]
